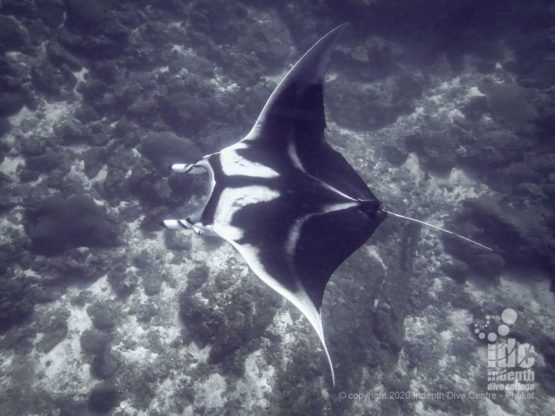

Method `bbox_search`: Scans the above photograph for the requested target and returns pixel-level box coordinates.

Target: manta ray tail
[384,210,495,252]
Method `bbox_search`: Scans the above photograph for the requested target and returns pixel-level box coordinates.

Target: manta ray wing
[248,23,379,203]
[252,23,348,138]
[164,24,387,386]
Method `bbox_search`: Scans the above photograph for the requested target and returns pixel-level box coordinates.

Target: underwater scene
[0,1,554,415]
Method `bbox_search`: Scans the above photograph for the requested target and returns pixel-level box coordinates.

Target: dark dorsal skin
[163,24,387,386]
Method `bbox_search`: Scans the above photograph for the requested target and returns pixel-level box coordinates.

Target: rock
[179,272,280,363]
[36,0,66,28]
[138,208,168,232]
[373,304,403,353]
[473,251,506,277]
[91,348,121,379]
[459,129,523,170]
[188,1,245,46]
[515,182,545,200]
[100,167,128,201]
[32,247,114,285]
[444,197,554,275]
[405,132,457,174]
[131,250,159,271]
[536,108,555,138]
[25,151,65,174]
[107,271,138,298]
[31,61,75,98]
[106,143,137,170]
[36,310,68,353]
[485,82,537,132]
[140,131,203,173]
[80,328,111,355]
[328,76,415,131]
[0,277,34,333]
[442,241,506,278]
[66,0,111,34]
[0,0,37,18]
[157,90,213,137]
[0,238,23,275]
[32,285,64,305]
[18,136,47,157]
[0,16,29,52]
[0,117,11,137]
[117,202,142,223]
[55,120,94,145]
[0,92,26,117]
[337,35,402,82]
[26,17,50,47]
[500,162,542,185]
[19,168,40,183]
[143,275,161,297]
[136,302,158,323]
[127,94,158,121]
[164,229,191,251]
[46,41,82,71]
[193,123,245,154]
[382,144,409,165]
[167,52,214,79]
[89,124,111,146]
[87,302,116,331]
[79,77,108,103]
[166,171,198,198]
[112,118,140,148]
[83,148,106,178]
[441,259,470,283]
[74,102,101,123]
[184,265,210,296]
[57,27,126,60]
[529,152,555,174]
[88,381,119,413]
[461,96,489,122]
[25,195,120,255]
[127,165,173,207]
[225,9,290,69]
[0,56,27,91]
[544,183,555,202]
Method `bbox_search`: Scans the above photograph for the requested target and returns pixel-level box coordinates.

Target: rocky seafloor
[0,0,554,415]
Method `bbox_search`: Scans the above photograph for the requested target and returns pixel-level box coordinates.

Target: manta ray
[162,23,493,386]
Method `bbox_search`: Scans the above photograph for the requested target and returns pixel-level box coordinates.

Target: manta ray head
[163,158,217,236]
